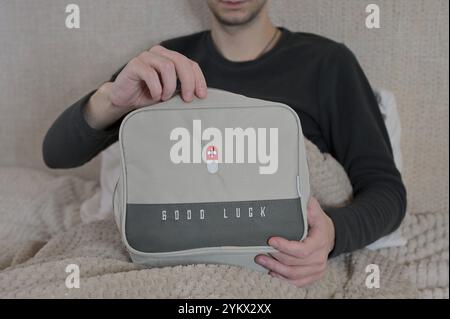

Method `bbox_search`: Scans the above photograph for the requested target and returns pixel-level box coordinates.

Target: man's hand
[84,45,207,130]
[255,197,335,287]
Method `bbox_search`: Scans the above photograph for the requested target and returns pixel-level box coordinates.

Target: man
[43,0,406,287]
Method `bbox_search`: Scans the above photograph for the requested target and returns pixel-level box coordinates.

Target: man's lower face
[207,0,268,26]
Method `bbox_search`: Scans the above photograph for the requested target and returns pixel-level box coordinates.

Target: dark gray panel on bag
[125,198,304,253]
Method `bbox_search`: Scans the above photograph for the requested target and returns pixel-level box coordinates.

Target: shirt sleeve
[318,44,407,257]
[42,66,126,169]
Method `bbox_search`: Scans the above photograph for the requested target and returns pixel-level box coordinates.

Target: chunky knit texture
[0,141,447,299]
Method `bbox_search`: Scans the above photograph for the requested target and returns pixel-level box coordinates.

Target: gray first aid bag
[113,89,310,272]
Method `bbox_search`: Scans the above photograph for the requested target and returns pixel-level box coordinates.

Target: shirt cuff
[324,206,349,258]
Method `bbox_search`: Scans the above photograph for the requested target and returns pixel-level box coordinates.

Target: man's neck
[210,12,278,62]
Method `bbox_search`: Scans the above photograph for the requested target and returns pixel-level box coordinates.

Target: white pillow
[367,89,407,250]
[374,89,403,172]
[97,142,121,221]
[91,89,407,250]
[78,142,120,224]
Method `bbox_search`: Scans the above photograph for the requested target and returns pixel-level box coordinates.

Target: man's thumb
[307,197,321,227]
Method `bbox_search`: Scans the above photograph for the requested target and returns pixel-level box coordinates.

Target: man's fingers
[269,251,319,266]
[307,197,323,227]
[269,236,319,259]
[169,54,195,102]
[141,52,177,101]
[150,46,196,102]
[269,271,286,280]
[132,58,162,102]
[271,249,328,267]
[269,251,300,266]
[256,255,325,280]
[191,61,207,99]
[255,255,294,279]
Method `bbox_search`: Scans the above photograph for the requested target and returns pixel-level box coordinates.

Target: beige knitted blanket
[0,141,447,298]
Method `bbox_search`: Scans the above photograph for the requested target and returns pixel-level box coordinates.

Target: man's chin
[213,10,258,27]
[217,16,252,27]
[208,0,267,27]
